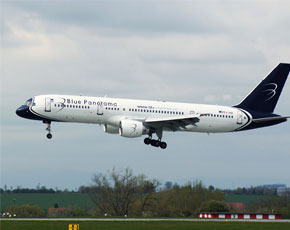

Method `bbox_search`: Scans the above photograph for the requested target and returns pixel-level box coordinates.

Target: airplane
[16,63,290,149]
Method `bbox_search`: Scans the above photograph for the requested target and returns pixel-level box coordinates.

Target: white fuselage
[16,64,290,148]
[31,94,251,133]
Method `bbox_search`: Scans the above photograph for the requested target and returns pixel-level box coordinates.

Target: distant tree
[36,183,40,190]
[208,185,215,192]
[164,181,173,190]
[152,180,225,217]
[90,167,159,216]
[200,200,230,212]
[133,177,160,216]
[79,185,95,193]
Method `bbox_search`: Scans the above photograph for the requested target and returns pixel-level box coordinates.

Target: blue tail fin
[236,63,290,113]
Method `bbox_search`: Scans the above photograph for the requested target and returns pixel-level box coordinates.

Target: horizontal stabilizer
[252,116,290,123]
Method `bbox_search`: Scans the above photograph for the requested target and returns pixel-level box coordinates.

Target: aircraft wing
[144,115,200,131]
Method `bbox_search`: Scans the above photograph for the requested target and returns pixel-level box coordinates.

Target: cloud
[1,0,290,189]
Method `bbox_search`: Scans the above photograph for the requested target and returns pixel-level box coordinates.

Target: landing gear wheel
[155,140,161,147]
[160,142,167,149]
[150,140,160,147]
[47,133,52,139]
[144,138,151,145]
[150,140,157,147]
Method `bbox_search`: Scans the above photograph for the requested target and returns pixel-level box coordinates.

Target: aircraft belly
[183,121,238,133]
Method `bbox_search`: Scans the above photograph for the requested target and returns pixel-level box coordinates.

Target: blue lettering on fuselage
[63,98,117,107]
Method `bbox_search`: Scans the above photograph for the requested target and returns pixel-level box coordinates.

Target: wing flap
[145,115,200,131]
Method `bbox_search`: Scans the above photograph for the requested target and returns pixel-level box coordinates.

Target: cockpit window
[24,98,33,107]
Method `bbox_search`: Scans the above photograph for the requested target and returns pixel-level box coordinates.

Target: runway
[1,218,290,223]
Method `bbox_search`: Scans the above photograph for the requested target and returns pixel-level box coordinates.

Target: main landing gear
[144,129,167,149]
[44,121,52,139]
[144,138,167,149]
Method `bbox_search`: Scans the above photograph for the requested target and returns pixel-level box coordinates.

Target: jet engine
[103,124,119,134]
[119,120,148,138]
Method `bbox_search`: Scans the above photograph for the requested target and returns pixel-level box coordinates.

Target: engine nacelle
[103,124,119,134]
[119,120,148,138]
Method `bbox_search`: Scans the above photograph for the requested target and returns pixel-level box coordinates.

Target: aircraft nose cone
[16,105,42,120]
[16,106,29,118]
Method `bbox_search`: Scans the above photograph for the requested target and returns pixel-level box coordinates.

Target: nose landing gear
[47,133,52,139]
[44,121,52,139]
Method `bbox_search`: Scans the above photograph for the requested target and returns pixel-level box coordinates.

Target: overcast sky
[1,0,290,190]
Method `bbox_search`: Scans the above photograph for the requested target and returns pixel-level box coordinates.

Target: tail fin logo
[263,83,278,101]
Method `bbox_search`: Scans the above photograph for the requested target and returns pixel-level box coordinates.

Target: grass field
[0,193,94,210]
[1,220,290,230]
[1,193,271,211]
[225,194,273,205]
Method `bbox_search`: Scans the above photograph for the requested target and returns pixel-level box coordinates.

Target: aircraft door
[237,110,243,124]
[97,104,103,115]
[45,98,51,112]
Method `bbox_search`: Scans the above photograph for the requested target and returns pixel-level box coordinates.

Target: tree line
[78,167,227,217]
[223,186,277,196]
[0,186,74,194]
[2,168,289,218]
[1,181,279,196]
